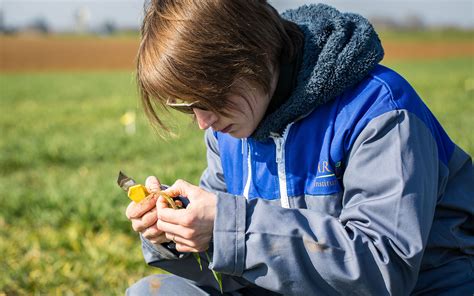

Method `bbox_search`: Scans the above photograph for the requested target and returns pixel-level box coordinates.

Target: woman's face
[193,69,279,138]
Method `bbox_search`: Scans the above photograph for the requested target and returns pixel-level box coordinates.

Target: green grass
[382,58,474,153]
[0,71,206,294]
[377,28,474,42]
[1,58,473,294]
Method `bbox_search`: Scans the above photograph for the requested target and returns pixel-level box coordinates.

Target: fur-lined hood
[252,4,384,140]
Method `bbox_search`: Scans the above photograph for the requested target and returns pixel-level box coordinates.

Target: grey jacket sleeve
[199,128,227,193]
[211,110,440,295]
[140,235,249,291]
[138,129,246,292]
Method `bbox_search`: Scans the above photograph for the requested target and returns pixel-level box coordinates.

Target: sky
[1,0,473,32]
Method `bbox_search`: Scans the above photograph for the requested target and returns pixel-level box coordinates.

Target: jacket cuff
[210,192,246,276]
[140,234,184,262]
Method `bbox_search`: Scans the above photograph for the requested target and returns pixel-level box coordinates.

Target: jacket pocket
[304,192,343,217]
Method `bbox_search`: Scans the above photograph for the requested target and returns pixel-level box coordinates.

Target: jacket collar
[252,4,384,141]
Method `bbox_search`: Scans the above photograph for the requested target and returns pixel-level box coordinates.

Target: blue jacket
[140,4,474,295]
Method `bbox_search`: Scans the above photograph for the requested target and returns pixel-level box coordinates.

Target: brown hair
[137,0,303,131]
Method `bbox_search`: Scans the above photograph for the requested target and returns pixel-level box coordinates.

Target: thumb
[145,175,161,193]
[164,179,195,199]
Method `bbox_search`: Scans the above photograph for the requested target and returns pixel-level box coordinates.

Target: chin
[229,129,252,139]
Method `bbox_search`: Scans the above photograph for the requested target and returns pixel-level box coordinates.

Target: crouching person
[125,1,474,295]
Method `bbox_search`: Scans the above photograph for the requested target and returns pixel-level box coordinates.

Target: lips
[219,124,233,133]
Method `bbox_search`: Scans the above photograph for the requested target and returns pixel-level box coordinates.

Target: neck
[265,43,304,116]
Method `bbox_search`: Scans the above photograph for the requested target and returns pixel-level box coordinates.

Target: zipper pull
[274,138,283,163]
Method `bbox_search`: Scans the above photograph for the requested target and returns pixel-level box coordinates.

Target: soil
[1,35,472,72]
[0,36,140,72]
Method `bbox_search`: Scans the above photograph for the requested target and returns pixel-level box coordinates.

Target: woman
[126,1,474,295]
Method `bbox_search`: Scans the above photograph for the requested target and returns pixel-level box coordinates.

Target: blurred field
[0,35,139,72]
[1,30,473,72]
[0,31,473,294]
[0,71,207,294]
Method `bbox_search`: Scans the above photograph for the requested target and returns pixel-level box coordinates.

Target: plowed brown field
[1,35,473,72]
[0,36,140,72]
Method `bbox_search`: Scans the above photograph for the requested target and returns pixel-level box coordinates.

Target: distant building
[74,7,91,33]
[402,14,425,29]
[370,14,425,30]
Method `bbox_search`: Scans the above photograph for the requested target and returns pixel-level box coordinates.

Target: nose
[193,108,218,130]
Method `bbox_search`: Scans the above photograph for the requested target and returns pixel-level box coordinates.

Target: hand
[156,179,217,253]
[125,176,169,245]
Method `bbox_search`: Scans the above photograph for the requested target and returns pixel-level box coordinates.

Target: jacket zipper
[272,123,293,208]
[243,139,251,199]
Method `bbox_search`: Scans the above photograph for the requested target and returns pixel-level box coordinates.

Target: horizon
[1,0,473,32]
